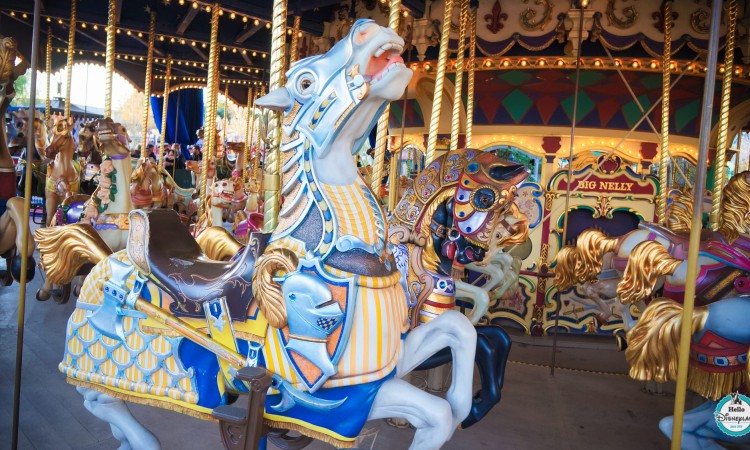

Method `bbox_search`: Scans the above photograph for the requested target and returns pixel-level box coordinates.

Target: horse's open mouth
[365,41,405,85]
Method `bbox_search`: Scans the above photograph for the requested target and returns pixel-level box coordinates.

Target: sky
[33,62,135,111]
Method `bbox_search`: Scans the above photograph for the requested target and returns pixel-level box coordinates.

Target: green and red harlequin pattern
[391,70,749,138]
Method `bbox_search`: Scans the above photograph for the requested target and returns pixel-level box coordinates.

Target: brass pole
[64,0,77,118]
[141,12,156,153]
[389,14,414,211]
[425,0,454,164]
[450,0,468,151]
[158,58,172,170]
[289,15,301,65]
[242,87,254,181]
[13,0,41,448]
[657,0,672,225]
[551,0,586,376]
[104,0,116,118]
[199,4,221,217]
[263,0,289,233]
[370,0,401,194]
[465,3,477,147]
[45,28,52,127]
[671,0,722,447]
[710,0,738,229]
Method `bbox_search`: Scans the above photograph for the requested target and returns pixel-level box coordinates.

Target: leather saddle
[638,222,723,259]
[127,209,269,321]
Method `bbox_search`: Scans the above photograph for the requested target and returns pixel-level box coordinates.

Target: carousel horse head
[94,118,130,157]
[10,109,46,159]
[211,176,247,208]
[77,122,99,158]
[444,153,529,266]
[45,117,76,159]
[255,18,412,158]
[718,171,750,243]
[0,37,26,104]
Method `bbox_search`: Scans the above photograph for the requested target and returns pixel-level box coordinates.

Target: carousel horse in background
[12,109,48,199]
[615,172,750,310]
[35,118,134,303]
[77,121,102,195]
[130,156,166,208]
[553,188,711,333]
[0,37,35,285]
[389,149,529,427]
[233,177,265,244]
[44,118,82,226]
[193,175,247,236]
[43,21,480,450]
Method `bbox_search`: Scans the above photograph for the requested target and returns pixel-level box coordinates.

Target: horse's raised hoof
[267,429,313,450]
[36,288,51,301]
[52,284,72,305]
[10,255,35,283]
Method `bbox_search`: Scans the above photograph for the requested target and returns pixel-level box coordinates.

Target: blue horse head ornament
[256,19,412,158]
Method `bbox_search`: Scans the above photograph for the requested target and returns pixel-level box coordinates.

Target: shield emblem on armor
[279,258,358,392]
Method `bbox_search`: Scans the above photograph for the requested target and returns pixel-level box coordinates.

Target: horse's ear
[488,164,527,182]
[255,88,292,112]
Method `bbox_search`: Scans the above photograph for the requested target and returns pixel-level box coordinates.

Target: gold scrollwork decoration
[520,0,554,31]
[592,194,613,219]
[543,190,555,211]
[606,0,639,29]
[690,9,710,34]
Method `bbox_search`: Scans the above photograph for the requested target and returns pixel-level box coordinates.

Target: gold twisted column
[158,58,172,170]
[657,0,672,225]
[252,86,264,174]
[425,0,454,164]
[289,15,301,65]
[45,28,52,126]
[242,87,254,180]
[710,0,738,230]
[104,0,116,118]
[450,0,468,151]
[199,4,221,217]
[141,12,156,152]
[223,83,229,145]
[263,0,289,233]
[465,3,477,147]
[370,0,402,195]
[64,0,77,118]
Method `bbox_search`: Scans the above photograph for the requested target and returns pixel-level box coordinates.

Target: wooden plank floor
[0,245,697,449]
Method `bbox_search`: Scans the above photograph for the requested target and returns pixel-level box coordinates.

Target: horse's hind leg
[658,400,726,450]
[77,387,160,450]
[368,378,454,450]
[397,310,477,434]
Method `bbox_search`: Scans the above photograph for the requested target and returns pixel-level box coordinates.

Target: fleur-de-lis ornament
[484,0,509,34]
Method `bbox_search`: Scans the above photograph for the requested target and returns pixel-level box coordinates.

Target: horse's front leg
[398,310,476,433]
[455,280,489,324]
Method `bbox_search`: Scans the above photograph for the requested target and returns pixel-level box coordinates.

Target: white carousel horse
[35,118,134,302]
[40,20,477,450]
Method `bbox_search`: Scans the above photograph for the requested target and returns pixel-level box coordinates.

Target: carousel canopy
[0,0,426,106]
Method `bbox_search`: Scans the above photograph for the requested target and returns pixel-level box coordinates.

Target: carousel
[0,0,749,449]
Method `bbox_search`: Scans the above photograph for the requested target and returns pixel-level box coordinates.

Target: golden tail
[195,226,243,261]
[554,246,580,291]
[616,241,681,305]
[625,298,744,400]
[34,223,112,285]
[252,247,298,329]
[574,229,618,282]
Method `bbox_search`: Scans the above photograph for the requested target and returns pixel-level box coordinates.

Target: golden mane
[252,247,299,329]
[718,171,750,243]
[553,246,580,291]
[666,189,693,233]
